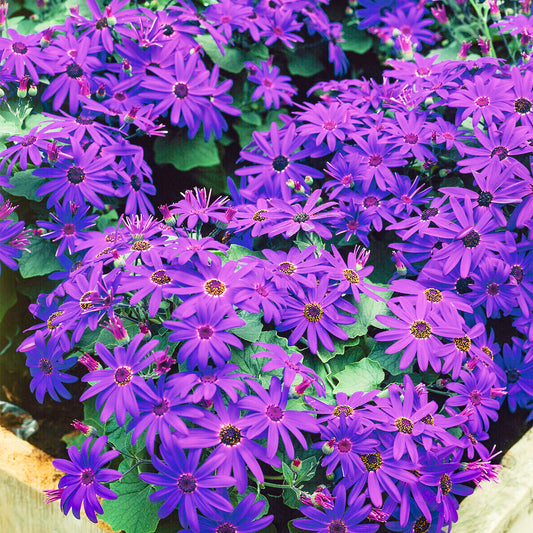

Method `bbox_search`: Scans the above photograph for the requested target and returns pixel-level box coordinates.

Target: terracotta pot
[0,425,116,533]
[454,425,533,533]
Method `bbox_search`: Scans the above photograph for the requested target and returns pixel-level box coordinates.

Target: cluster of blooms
[19,182,505,532]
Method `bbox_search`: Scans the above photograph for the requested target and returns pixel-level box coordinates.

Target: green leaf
[0,110,48,144]
[367,338,409,375]
[350,284,392,336]
[294,456,317,484]
[19,235,61,278]
[8,170,48,202]
[101,467,160,533]
[282,488,302,510]
[331,358,384,394]
[315,332,361,363]
[96,209,119,231]
[241,111,262,126]
[225,244,262,262]
[154,130,220,171]
[287,53,324,77]
[0,269,17,323]
[195,34,246,73]
[229,310,264,343]
[340,21,373,54]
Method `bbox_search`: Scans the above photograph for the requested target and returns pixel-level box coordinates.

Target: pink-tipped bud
[32,228,44,237]
[159,204,176,227]
[122,59,132,75]
[488,0,500,18]
[124,105,139,124]
[521,0,531,14]
[96,84,106,100]
[103,315,130,344]
[312,486,335,509]
[48,141,60,163]
[291,457,302,473]
[458,41,472,59]
[154,348,174,374]
[466,356,479,370]
[28,82,37,97]
[521,30,531,45]
[286,178,296,189]
[224,206,236,223]
[322,438,335,455]
[295,378,312,396]
[17,75,30,98]
[71,419,97,436]
[392,251,407,277]
[304,175,313,185]
[79,352,99,372]
[69,201,79,216]
[77,76,91,97]
[398,34,413,59]
[478,36,491,55]
[40,27,54,47]
[431,5,448,24]
[0,4,8,26]
[139,321,151,338]
[491,387,507,398]
[104,7,116,25]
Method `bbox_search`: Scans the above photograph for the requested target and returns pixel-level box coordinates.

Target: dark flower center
[253,209,268,221]
[63,223,76,236]
[67,166,86,184]
[177,473,197,493]
[131,240,152,251]
[38,358,53,375]
[114,91,126,102]
[66,63,84,78]
[490,146,509,161]
[363,196,379,208]
[413,516,431,533]
[47,311,63,330]
[514,97,532,114]
[511,264,524,284]
[278,261,296,275]
[76,115,94,125]
[272,155,289,172]
[152,398,170,416]
[469,389,482,406]
[95,17,109,30]
[477,191,493,207]
[439,473,452,496]
[293,211,310,224]
[197,325,214,340]
[204,278,226,296]
[150,269,171,285]
[404,133,419,144]
[200,374,217,384]
[410,320,432,339]
[424,288,442,302]
[12,42,28,54]
[80,290,96,310]
[341,174,354,185]
[114,366,133,386]
[173,82,189,99]
[80,468,95,486]
[265,404,284,422]
[368,154,383,167]
[336,437,352,453]
[131,175,142,191]
[21,135,37,147]
[506,368,521,383]
[216,523,236,533]
[303,302,324,323]
[421,207,438,220]
[416,67,431,77]
[421,414,434,425]
[474,95,490,107]
[333,405,354,417]
[162,24,175,36]
[482,346,493,359]
[343,268,359,284]
[462,229,480,248]
[455,276,473,294]
[328,519,347,533]
[486,282,500,296]
[219,424,242,446]
[453,335,471,352]
[395,416,414,434]
[361,452,383,472]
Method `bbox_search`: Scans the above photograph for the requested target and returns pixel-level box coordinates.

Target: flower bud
[291,458,302,473]
[112,249,125,269]
[28,83,38,97]
[17,75,30,98]
[322,438,335,455]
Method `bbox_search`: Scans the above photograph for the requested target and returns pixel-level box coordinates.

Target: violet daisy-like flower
[294,484,378,533]
[165,300,245,368]
[446,367,499,434]
[248,60,297,110]
[0,125,51,175]
[25,330,77,403]
[386,174,431,217]
[305,390,378,424]
[173,236,227,265]
[52,436,121,523]
[386,110,434,162]
[142,50,212,133]
[80,333,159,426]
[126,375,202,455]
[277,276,357,354]
[140,438,234,531]
[238,376,318,458]
[34,139,115,209]
[375,294,462,373]
[171,187,228,230]
[178,395,279,493]
[268,189,337,240]
[178,492,273,533]
[0,219,27,273]
[38,201,98,257]
[258,9,304,49]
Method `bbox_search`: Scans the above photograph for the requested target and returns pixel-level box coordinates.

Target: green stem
[262,481,292,489]
[469,0,496,57]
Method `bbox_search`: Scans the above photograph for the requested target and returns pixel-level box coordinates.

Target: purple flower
[0,219,26,273]
[0,125,51,175]
[446,368,499,434]
[178,492,273,533]
[34,139,115,209]
[165,300,245,368]
[238,376,319,458]
[80,333,159,426]
[52,436,121,523]
[257,9,304,49]
[38,201,98,257]
[248,60,297,110]
[25,331,77,403]
[178,395,279,493]
[277,276,357,354]
[139,439,234,530]
[305,390,378,424]
[386,110,434,162]
[293,485,378,533]
[171,187,228,230]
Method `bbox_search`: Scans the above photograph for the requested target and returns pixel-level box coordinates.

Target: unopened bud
[28,83,38,97]
[291,458,302,473]
[322,438,335,455]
